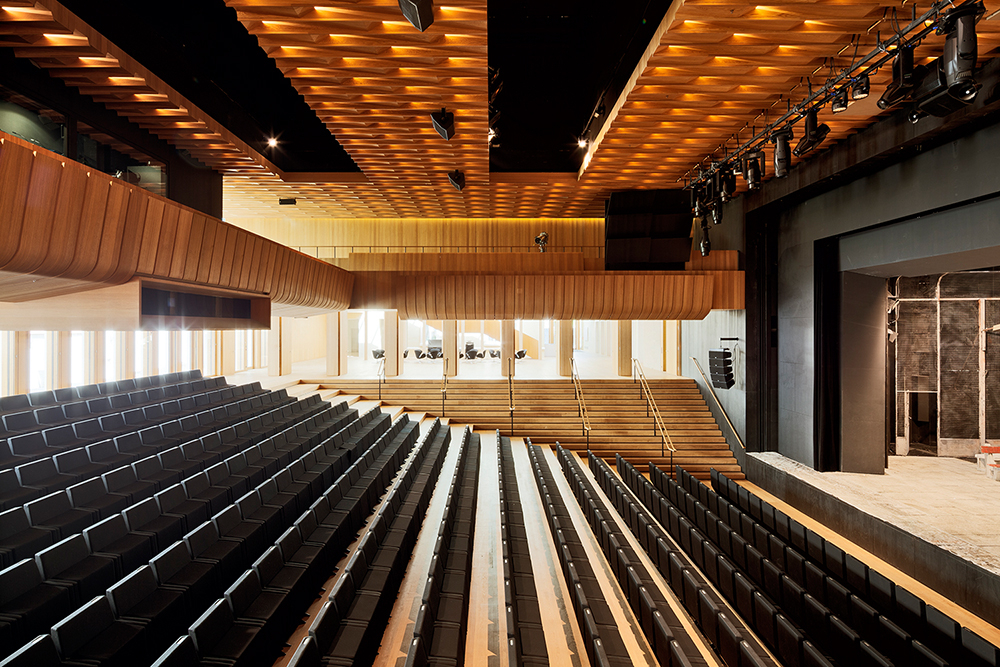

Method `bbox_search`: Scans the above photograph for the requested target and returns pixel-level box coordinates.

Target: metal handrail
[440,358,448,417]
[571,357,593,451]
[375,357,385,401]
[631,358,676,460]
[506,357,515,434]
[691,356,745,451]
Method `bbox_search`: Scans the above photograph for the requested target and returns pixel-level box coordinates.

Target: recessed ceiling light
[267,137,278,148]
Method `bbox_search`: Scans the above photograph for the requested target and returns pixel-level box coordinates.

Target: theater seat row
[526,441,634,667]
[563,448,737,667]
[288,418,452,667]
[705,468,1000,667]
[497,434,549,667]
[406,428,479,667]
[152,414,423,667]
[1,400,401,665]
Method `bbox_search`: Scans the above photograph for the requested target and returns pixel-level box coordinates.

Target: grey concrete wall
[682,197,748,465]
[775,121,1000,467]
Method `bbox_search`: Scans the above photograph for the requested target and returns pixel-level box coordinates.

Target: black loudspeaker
[708,349,735,390]
[430,108,455,140]
[399,0,434,31]
[448,170,465,191]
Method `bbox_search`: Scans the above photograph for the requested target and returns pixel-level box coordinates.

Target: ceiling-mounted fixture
[716,165,737,202]
[831,88,849,113]
[852,74,871,100]
[699,219,712,257]
[398,0,433,31]
[793,109,831,157]
[771,128,793,178]
[448,170,465,191]
[877,45,917,110]
[266,137,278,148]
[430,108,455,140]
[742,151,764,190]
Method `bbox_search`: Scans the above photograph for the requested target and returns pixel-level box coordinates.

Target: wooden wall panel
[349,271,719,321]
[0,132,354,311]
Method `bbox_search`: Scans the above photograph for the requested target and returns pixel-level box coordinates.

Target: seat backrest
[114,432,143,454]
[149,540,192,583]
[86,439,118,463]
[0,557,44,604]
[66,477,105,507]
[109,394,132,409]
[9,431,45,457]
[158,446,185,470]
[0,506,32,540]
[24,490,71,525]
[236,489,262,519]
[62,401,90,420]
[116,379,137,392]
[34,406,64,425]
[206,462,229,485]
[42,424,75,447]
[134,377,152,389]
[182,472,211,497]
[154,483,187,513]
[103,465,139,492]
[143,404,165,422]
[133,455,164,480]
[27,390,56,407]
[3,410,37,432]
[83,513,129,552]
[213,505,242,537]
[122,497,160,531]
[0,394,30,413]
[184,521,220,558]
[35,533,89,579]
[1,633,63,667]
[139,426,165,445]
[72,418,103,440]
[276,525,303,561]
[15,457,59,487]
[98,412,125,431]
[107,564,158,616]
[151,634,199,667]
[161,420,182,438]
[76,384,100,399]
[224,568,263,617]
[51,594,115,658]
[188,598,232,654]
[123,407,146,425]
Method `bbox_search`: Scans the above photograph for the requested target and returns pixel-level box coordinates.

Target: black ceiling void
[58,0,360,173]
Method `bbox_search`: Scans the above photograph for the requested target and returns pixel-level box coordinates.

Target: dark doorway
[907,392,938,456]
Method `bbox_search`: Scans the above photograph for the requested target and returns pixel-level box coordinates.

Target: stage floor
[751,452,1000,577]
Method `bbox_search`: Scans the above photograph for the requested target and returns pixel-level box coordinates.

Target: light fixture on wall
[430,108,455,140]
[447,169,465,191]
[535,231,549,252]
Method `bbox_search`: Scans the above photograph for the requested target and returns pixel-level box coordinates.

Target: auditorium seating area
[2,380,999,667]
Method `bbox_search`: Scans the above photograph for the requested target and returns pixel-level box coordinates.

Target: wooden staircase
[300,377,743,481]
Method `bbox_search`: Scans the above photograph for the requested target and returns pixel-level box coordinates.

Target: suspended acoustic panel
[349,270,743,320]
[0,132,353,316]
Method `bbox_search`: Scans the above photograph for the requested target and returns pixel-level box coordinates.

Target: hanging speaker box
[399,0,434,31]
[430,109,455,140]
[448,170,465,191]
[708,348,735,390]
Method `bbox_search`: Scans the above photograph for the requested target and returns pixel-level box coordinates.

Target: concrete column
[56,331,71,388]
[501,320,515,377]
[384,311,399,377]
[558,320,573,377]
[443,320,458,377]
[326,312,341,377]
[618,320,632,377]
[339,313,350,375]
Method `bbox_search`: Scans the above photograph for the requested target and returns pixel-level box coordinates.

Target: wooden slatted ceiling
[227,0,489,218]
[570,0,1000,213]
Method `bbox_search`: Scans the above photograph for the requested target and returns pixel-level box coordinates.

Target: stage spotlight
[771,128,793,178]
[908,108,927,124]
[719,167,737,202]
[851,74,870,100]
[877,46,916,110]
[742,151,763,190]
[398,0,433,31]
[448,170,465,191]
[832,88,849,113]
[941,3,983,102]
[793,108,831,157]
[711,200,723,226]
[430,108,455,140]
[691,183,708,218]
[700,221,712,257]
